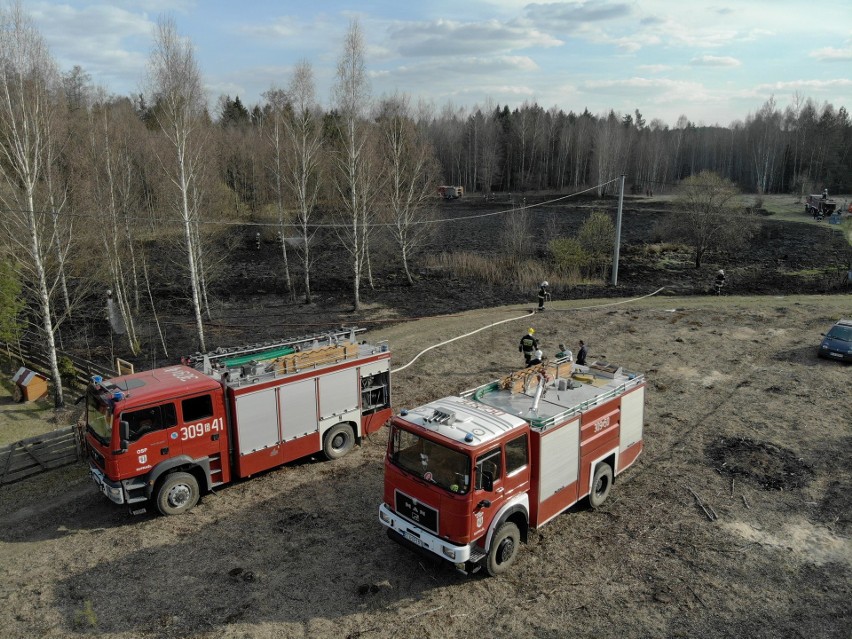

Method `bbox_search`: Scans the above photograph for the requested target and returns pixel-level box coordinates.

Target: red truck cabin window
[122,404,177,442]
[505,434,529,475]
[475,448,502,490]
[181,394,214,422]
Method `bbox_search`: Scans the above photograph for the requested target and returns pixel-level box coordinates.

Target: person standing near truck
[519,328,538,365]
[576,340,588,366]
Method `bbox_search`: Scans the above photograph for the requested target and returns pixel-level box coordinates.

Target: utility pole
[611,175,626,286]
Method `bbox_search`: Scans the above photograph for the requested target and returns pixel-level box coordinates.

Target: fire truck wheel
[155,472,200,515]
[486,522,520,576]
[323,423,355,460]
[589,463,613,509]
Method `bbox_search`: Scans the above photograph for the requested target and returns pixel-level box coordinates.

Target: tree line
[0,3,848,409]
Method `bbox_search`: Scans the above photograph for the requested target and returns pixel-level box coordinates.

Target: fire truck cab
[379,358,644,575]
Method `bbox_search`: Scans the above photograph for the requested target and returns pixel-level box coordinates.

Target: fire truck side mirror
[119,420,130,452]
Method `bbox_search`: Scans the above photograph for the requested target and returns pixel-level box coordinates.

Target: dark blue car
[818,319,852,362]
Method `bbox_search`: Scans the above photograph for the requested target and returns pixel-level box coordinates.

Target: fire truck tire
[155,472,200,515]
[486,522,520,576]
[323,423,355,460]
[589,463,613,509]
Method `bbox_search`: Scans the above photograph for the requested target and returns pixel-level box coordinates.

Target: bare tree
[377,94,438,284]
[87,92,143,353]
[0,3,69,407]
[280,61,323,303]
[332,18,373,310]
[668,171,751,268]
[260,87,294,299]
[146,15,209,351]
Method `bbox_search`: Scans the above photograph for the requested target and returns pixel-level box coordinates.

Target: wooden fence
[1,340,116,389]
[0,425,84,486]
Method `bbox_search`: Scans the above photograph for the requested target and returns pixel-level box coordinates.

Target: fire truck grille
[394,490,438,534]
[88,444,104,469]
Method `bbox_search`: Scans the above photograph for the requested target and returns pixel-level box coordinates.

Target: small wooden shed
[11,367,48,402]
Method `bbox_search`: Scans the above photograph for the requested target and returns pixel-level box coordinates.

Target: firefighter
[714,269,726,295]
[538,281,551,311]
[519,328,538,365]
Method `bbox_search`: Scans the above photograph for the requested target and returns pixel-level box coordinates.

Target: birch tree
[0,3,69,407]
[87,94,143,353]
[146,16,208,350]
[332,19,372,310]
[377,94,438,285]
[280,61,322,303]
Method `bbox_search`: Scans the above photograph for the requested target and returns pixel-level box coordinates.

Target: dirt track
[1,293,850,639]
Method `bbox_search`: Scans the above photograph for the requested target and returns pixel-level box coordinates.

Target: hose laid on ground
[391,287,667,374]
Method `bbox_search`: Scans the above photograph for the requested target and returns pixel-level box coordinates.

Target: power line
[0,178,623,230]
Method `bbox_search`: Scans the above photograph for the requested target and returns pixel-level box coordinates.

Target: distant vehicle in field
[438,185,464,199]
[805,193,836,219]
[818,319,852,362]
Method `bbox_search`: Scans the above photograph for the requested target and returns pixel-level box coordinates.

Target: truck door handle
[496,487,504,493]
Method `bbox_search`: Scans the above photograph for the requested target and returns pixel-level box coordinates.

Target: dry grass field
[0,292,850,638]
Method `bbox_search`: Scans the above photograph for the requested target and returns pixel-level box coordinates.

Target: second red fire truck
[85,328,391,515]
[379,357,645,575]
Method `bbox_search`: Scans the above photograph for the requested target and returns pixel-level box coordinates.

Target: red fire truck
[85,328,391,515]
[379,358,645,575]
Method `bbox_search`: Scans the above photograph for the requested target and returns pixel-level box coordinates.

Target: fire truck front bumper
[89,465,125,505]
[379,503,473,565]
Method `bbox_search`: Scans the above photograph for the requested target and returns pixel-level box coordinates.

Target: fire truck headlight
[379,509,391,525]
[442,547,456,560]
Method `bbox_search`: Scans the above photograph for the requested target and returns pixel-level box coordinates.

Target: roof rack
[182,327,364,368]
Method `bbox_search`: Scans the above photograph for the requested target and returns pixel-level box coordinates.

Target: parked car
[818,319,852,362]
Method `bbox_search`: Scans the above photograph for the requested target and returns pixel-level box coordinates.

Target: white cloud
[523,1,633,30]
[753,78,852,91]
[638,64,671,73]
[690,55,741,67]
[581,77,717,104]
[809,47,852,62]
[386,18,561,57]
[30,3,152,90]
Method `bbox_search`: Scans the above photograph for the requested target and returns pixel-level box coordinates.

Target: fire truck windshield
[390,425,471,494]
[86,393,112,446]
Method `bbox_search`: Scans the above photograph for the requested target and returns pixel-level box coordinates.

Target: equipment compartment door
[318,368,358,421]
[535,418,580,526]
[234,388,279,454]
[279,378,319,441]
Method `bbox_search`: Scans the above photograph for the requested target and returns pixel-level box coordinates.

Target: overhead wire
[0,178,623,229]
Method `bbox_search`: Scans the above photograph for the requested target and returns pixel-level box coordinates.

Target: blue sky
[26,0,852,127]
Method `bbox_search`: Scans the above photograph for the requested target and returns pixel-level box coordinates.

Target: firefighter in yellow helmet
[519,328,538,365]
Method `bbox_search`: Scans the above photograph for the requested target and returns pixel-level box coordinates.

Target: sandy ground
[0,293,850,639]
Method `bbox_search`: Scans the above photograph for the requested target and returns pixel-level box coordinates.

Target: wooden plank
[272,344,357,374]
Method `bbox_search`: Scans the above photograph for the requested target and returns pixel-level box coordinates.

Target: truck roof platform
[462,359,644,431]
